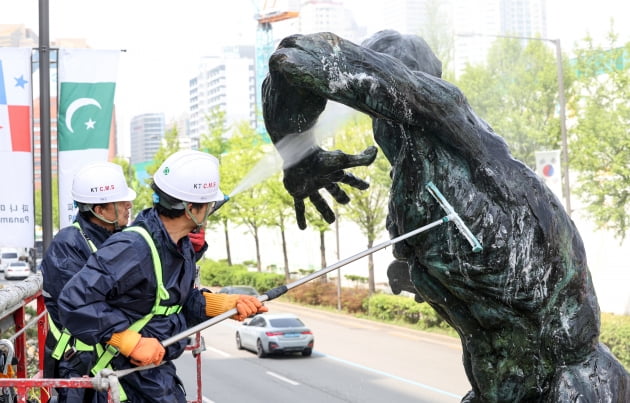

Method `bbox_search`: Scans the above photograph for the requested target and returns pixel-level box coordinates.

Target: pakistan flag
[58,82,115,150]
[57,49,120,228]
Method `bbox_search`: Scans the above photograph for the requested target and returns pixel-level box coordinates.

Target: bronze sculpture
[262,30,629,402]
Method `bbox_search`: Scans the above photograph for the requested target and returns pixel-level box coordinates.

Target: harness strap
[91,226,181,376]
[51,222,99,358]
[72,221,97,252]
[52,222,130,401]
[50,316,93,359]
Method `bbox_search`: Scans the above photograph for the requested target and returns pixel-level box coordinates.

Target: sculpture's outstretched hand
[284,146,378,229]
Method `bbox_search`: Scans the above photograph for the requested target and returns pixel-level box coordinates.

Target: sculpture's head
[361,30,442,78]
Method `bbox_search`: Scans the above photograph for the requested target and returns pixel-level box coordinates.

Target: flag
[0,48,34,248]
[58,49,119,228]
[535,150,563,203]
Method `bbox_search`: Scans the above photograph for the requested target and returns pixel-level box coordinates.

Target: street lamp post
[456,33,571,215]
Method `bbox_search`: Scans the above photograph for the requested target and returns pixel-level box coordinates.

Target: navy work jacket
[57,208,209,402]
[41,214,112,330]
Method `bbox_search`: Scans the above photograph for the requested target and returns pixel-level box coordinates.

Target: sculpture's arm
[262,37,378,230]
[262,32,493,228]
[265,32,488,160]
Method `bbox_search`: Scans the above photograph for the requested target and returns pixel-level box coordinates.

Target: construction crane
[253,1,299,140]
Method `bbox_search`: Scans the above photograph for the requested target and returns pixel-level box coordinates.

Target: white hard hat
[153,150,224,203]
[72,162,137,204]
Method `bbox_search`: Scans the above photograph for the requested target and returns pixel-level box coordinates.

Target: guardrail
[0,273,204,402]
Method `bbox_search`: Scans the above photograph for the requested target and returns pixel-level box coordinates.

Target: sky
[2,0,629,156]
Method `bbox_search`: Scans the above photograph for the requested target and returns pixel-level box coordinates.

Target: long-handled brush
[160,181,482,347]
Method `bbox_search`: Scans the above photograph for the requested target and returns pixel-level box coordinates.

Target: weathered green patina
[262,30,630,402]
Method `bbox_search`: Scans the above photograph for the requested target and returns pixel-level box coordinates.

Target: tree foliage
[265,171,296,280]
[418,0,454,81]
[335,113,391,293]
[199,108,235,262]
[112,156,139,201]
[570,29,630,240]
[220,121,269,271]
[456,37,574,168]
[35,177,58,230]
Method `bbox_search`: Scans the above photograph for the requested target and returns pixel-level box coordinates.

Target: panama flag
[0,48,34,248]
[58,49,119,228]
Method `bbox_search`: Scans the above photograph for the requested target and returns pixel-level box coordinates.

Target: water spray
[229,102,358,198]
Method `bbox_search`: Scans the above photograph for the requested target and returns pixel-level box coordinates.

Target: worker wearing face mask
[41,161,136,403]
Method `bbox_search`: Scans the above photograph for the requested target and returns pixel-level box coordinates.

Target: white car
[235,313,314,358]
[4,261,31,280]
[0,250,19,273]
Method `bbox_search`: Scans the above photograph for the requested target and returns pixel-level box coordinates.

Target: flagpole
[39,0,53,249]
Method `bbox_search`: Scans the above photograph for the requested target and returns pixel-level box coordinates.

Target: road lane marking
[202,397,215,403]
[207,346,230,357]
[266,371,300,386]
[322,353,462,400]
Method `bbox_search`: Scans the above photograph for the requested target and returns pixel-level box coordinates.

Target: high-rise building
[32,96,58,191]
[298,0,364,42]
[0,24,38,47]
[379,0,432,36]
[352,0,547,78]
[453,0,548,76]
[129,113,165,165]
[188,46,256,143]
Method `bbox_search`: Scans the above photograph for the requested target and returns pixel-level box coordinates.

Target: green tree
[570,30,630,240]
[132,126,181,212]
[199,108,235,264]
[456,37,574,168]
[266,171,296,281]
[222,121,269,271]
[112,156,140,201]
[307,210,332,283]
[336,114,391,293]
[35,177,58,230]
[419,0,454,81]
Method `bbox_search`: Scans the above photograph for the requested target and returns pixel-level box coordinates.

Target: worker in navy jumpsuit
[41,162,136,403]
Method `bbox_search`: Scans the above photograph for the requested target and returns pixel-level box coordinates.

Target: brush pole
[160,217,448,347]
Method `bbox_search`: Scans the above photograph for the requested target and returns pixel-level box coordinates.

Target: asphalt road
[175,300,471,402]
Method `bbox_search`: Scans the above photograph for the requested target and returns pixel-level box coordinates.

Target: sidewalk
[206,285,462,349]
[266,298,462,350]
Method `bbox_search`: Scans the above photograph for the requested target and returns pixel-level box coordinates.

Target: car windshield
[2,253,18,259]
[269,318,304,328]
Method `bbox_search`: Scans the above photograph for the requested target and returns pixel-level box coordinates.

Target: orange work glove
[107,329,165,367]
[188,228,206,252]
[203,292,268,321]
[233,295,268,321]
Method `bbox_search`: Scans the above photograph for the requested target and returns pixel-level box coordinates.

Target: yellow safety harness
[90,226,181,375]
[50,222,97,360]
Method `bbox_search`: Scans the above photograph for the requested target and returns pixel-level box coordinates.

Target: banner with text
[58,49,119,228]
[0,48,34,248]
